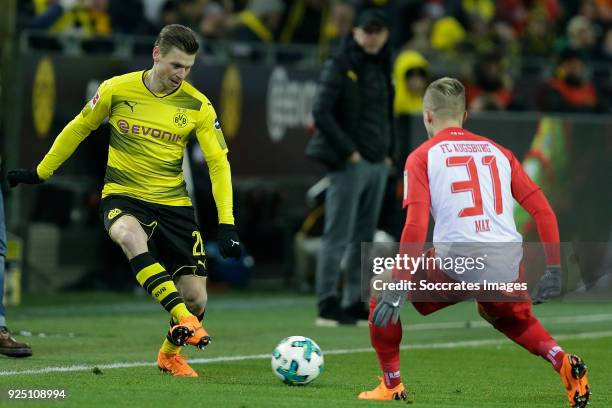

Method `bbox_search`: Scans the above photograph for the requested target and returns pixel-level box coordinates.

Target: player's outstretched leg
[130,253,194,321]
[131,253,210,349]
[170,276,210,349]
[358,297,407,401]
[477,303,591,407]
[110,217,195,323]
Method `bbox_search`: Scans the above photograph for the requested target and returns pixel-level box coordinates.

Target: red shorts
[404,248,532,319]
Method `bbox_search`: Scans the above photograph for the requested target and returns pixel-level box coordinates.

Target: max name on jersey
[439,142,492,154]
[116,119,183,143]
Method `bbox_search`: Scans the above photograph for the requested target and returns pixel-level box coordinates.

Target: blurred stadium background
[1,0,610,297]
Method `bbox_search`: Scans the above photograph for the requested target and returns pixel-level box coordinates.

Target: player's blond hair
[423,77,466,120]
[155,24,199,56]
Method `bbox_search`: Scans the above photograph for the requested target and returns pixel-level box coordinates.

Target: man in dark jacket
[307,8,394,326]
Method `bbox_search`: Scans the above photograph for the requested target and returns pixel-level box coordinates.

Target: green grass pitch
[1,292,610,407]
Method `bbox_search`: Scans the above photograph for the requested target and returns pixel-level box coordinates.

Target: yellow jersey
[37,70,234,223]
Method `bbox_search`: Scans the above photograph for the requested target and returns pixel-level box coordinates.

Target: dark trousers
[316,160,389,307]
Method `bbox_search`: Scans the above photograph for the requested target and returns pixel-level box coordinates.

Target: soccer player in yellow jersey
[8,24,242,377]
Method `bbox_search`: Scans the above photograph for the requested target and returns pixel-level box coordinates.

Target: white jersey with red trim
[403,127,538,243]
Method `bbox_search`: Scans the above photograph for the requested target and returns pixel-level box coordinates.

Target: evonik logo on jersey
[116,119,183,143]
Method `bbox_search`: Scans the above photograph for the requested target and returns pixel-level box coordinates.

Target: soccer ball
[271,336,324,385]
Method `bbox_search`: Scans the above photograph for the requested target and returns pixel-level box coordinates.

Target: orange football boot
[169,315,211,349]
[358,377,408,401]
[559,354,591,407]
[157,351,198,377]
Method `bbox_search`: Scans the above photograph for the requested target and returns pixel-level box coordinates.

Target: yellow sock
[161,338,182,355]
[169,303,192,322]
[130,253,191,318]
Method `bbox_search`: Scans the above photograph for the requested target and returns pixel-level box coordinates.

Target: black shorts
[100,195,207,278]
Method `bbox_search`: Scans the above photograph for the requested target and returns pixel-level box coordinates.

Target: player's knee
[512,307,533,323]
[116,230,142,251]
[183,290,207,316]
[112,224,146,252]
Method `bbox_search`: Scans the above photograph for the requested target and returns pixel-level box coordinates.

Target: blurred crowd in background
[16,0,612,114]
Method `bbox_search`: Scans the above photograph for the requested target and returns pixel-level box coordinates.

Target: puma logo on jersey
[108,208,122,220]
[123,100,137,112]
[230,239,240,247]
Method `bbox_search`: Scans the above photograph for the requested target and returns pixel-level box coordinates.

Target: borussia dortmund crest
[173,110,189,128]
[108,208,122,220]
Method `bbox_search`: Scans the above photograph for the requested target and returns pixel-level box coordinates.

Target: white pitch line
[1,330,611,377]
